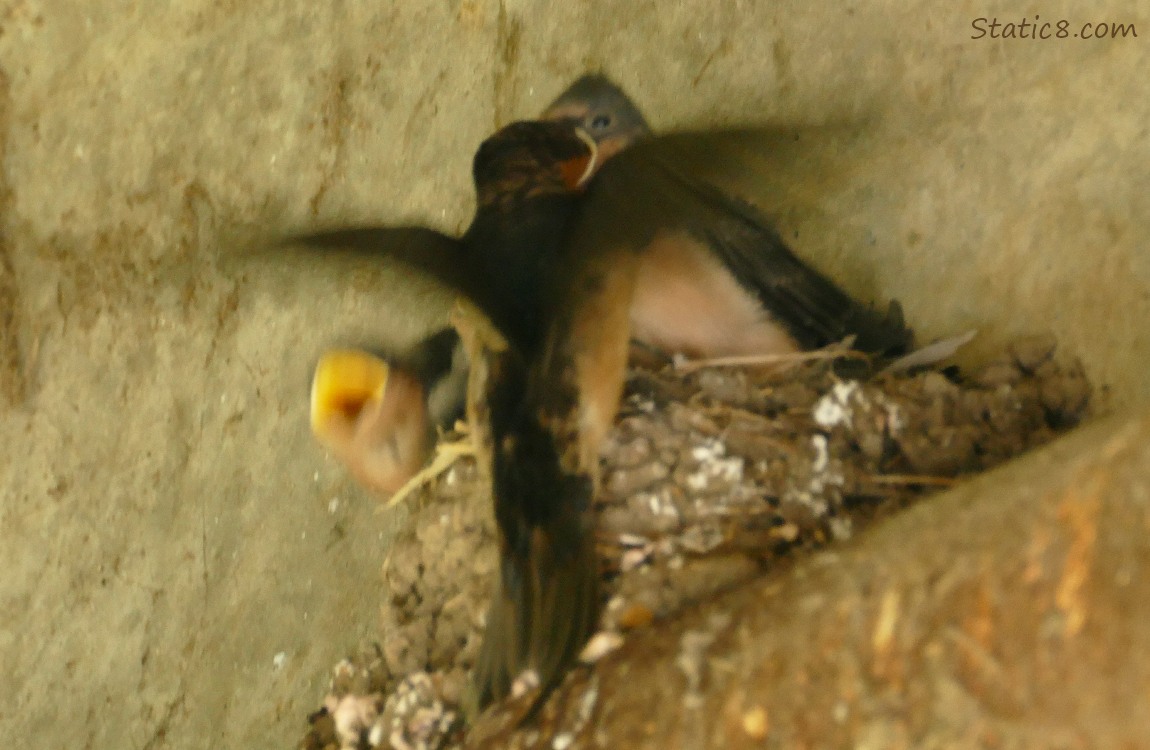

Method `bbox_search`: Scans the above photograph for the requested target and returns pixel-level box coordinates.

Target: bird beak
[310,350,431,496]
[310,349,390,434]
[561,128,599,190]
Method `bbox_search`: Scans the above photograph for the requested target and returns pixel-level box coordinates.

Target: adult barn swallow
[305,122,604,719]
[303,83,915,717]
[306,123,597,497]
[457,122,622,716]
[456,113,915,716]
[427,122,606,715]
[306,74,910,507]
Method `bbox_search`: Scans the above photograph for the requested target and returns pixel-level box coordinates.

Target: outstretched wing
[287,225,510,314]
[581,132,913,355]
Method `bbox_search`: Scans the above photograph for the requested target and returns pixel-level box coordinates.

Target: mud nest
[301,334,1090,750]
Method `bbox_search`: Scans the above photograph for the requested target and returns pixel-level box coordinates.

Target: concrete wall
[1,1,1146,746]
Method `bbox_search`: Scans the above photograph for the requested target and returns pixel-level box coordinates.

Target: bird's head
[472,120,599,208]
[309,350,432,496]
[541,74,651,163]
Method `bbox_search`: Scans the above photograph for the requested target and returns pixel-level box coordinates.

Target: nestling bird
[309,329,466,496]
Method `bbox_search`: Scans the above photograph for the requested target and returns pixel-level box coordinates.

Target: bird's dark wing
[680,179,911,354]
[462,167,644,719]
[459,195,585,355]
[466,173,648,715]
[452,294,601,719]
[582,132,913,355]
[467,341,602,717]
[467,120,914,718]
[458,229,624,713]
[287,225,512,322]
[290,225,463,265]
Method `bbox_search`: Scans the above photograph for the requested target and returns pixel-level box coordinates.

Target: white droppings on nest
[620,546,652,572]
[690,439,725,462]
[579,632,624,664]
[715,457,744,482]
[813,381,860,428]
[642,488,681,519]
[807,435,845,495]
[828,515,853,541]
[686,437,745,490]
[323,692,383,750]
[618,532,650,547]
[787,490,827,514]
[813,379,904,437]
[380,672,457,750]
[770,522,801,542]
[678,523,724,554]
[810,434,830,473]
[783,434,846,517]
[577,678,599,725]
[629,395,657,414]
[885,402,905,433]
[510,669,540,699]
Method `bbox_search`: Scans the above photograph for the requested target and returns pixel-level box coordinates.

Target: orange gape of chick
[310,350,431,496]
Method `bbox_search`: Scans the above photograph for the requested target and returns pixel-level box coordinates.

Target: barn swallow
[542,75,910,359]
[305,74,910,506]
[301,81,915,721]
[452,122,609,717]
[309,328,466,496]
[539,73,652,162]
[304,77,647,502]
[454,114,917,718]
[308,123,603,722]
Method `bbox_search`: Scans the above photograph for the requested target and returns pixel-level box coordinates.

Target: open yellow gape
[309,349,390,433]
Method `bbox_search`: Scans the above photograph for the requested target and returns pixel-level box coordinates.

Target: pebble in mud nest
[301,648,461,750]
[301,336,1091,748]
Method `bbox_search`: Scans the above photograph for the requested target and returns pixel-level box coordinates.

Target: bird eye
[590,114,612,130]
